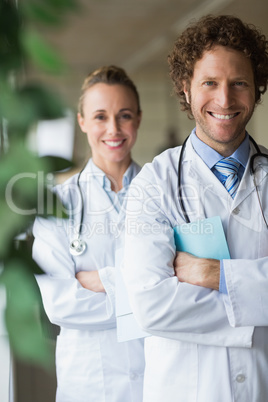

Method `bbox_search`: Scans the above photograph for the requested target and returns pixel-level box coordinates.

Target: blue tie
[214,157,240,198]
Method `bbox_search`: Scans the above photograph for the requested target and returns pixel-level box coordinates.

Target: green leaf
[0,261,53,367]
[0,200,30,260]
[0,0,23,74]
[9,241,44,276]
[21,3,64,26]
[21,0,79,26]
[40,156,74,173]
[19,84,66,121]
[21,29,66,74]
[0,0,80,370]
[0,142,48,190]
[44,0,78,11]
[0,80,32,132]
[0,144,68,258]
[0,80,66,132]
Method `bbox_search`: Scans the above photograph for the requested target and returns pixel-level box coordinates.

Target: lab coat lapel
[183,139,268,213]
[233,143,268,209]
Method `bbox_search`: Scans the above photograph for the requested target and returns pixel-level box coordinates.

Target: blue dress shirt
[190,129,250,294]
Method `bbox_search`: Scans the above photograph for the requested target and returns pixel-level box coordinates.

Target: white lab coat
[32,159,145,402]
[123,136,268,402]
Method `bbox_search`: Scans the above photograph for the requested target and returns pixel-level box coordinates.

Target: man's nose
[215,84,235,109]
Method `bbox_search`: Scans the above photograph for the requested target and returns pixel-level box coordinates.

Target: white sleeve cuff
[98,266,115,316]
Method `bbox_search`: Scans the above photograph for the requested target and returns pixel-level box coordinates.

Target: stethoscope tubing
[70,135,268,256]
[69,164,87,256]
[178,135,268,226]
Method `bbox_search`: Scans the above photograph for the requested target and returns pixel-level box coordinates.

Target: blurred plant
[0,0,78,367]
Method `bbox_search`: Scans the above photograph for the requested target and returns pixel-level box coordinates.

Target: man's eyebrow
[199,75,251,81]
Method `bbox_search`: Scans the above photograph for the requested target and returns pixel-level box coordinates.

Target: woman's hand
[76,270,105,293]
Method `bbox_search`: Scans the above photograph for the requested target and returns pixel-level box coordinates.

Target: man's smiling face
[184,45,256,156]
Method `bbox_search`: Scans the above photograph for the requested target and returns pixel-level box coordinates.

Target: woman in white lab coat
[32,66,144,402]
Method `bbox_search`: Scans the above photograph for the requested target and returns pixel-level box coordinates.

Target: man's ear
[77,113,86,133]
[183,82,190,104]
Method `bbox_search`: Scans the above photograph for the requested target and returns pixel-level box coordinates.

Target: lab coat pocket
[55,332,105,402]
[143,336,198,402]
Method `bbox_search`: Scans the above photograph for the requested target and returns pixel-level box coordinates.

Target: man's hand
[76,270,105,293]
[174,252,220,290]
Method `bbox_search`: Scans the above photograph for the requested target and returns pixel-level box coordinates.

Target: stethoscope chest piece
[70,238,87,256]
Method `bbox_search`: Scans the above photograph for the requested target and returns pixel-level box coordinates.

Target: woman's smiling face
[77,83,141,169]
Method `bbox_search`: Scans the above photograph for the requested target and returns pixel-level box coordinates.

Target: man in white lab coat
[123,15,268,402]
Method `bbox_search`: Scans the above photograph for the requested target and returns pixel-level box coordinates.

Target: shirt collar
[190,128,250,169]
[88,158,138,191]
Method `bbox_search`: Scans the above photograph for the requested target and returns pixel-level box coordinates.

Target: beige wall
[251,92,268,146]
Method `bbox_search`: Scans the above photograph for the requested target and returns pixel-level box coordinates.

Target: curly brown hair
[168,14,268,118]
[78,65,141,117]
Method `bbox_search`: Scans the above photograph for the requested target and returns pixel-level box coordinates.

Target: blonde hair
[78,65,141,116]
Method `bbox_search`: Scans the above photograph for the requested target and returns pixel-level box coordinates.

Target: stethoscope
[69,135,268,256]
[178,135,268,228]
[69,166,87,256]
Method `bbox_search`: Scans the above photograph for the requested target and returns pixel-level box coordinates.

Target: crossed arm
[76,253,220,293]
[76,270,105,293]
[174,252,220,291]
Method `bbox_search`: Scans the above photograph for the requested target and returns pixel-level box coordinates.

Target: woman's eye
[95,114,105,120]
[120,113,132,120]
